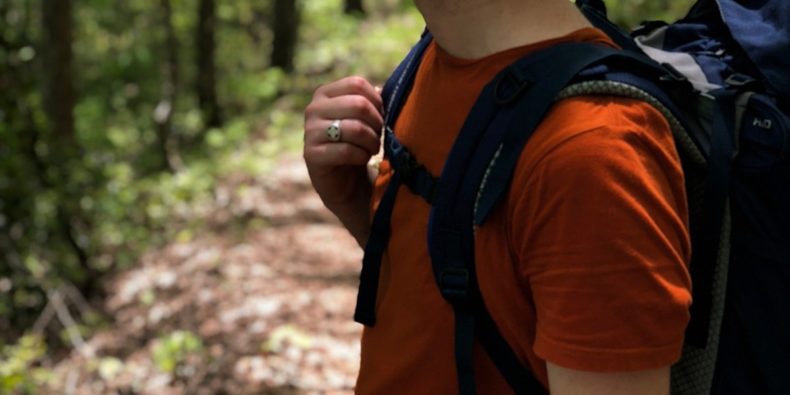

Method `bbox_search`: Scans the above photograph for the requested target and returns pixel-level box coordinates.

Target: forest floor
[47,155,364,395]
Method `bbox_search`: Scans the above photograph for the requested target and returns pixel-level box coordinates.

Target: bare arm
[547,363,669,395]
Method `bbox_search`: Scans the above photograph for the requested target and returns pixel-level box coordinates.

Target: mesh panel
[671,207,730,395]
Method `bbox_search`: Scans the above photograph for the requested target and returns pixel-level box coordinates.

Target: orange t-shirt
[357,28,692,394]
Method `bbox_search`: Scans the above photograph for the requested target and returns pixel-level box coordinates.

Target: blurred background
[0,0,692,394]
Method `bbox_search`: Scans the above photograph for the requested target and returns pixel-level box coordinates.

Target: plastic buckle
[424,179,439,204]
[633,20,668,37]
[440,268,471,301]
[388,135,412,172]
[397,152,419,179]
[387,132,402,155]
[725,73,760,91]
[495,66,533,105]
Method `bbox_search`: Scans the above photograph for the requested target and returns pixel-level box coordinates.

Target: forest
[2,0,692,393]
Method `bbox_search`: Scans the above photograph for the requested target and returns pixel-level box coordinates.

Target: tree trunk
[271,0,298,73]
[197,0,222,129]
[41,0,99,296]
[41,0,75,142]
[344,0,365,15]
[156,0,183,172]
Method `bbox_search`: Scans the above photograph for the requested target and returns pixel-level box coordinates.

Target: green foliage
[0,335,51,394]
[152,330,205,374]
[299,0,422,83]
[605,0,695,28]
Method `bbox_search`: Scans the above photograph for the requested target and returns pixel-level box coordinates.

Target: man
[303,0,692,393]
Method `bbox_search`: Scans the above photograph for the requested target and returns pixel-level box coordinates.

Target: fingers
[316,76,383,112]
[305,79,384,152]
[304,76,386,170]
[307,95,384,131]
[304,141,373,168]
[308,118,381,152]
[303,117,381,171]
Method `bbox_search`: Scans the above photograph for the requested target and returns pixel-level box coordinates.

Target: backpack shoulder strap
[355,30,433,326]
[381,29,432,127]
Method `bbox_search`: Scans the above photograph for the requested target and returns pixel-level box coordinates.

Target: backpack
[353,1,790,394]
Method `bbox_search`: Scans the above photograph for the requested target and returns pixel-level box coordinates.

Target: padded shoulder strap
[355,30,433,327]
[381,29,432,128]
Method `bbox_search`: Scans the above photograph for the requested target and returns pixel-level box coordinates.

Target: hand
[303,76,384,244]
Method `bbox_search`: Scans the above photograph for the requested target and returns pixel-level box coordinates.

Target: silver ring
[327,119,342,142]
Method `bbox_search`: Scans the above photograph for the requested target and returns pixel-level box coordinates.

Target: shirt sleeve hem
[534,333,684,373]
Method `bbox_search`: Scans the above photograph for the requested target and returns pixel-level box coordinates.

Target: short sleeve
[509,97,692,372]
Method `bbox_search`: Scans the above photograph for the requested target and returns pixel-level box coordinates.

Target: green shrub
[0,335,51,395]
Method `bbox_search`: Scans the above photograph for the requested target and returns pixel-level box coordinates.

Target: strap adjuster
[388,133,418,176]
[398,152,419,178]
[725,73,761,91]
[440,268,471,301]
[495,66,533,105]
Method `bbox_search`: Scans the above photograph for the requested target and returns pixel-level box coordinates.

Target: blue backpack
[354,1,790,394]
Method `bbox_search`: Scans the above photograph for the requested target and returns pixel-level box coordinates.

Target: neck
[415,0,592,59]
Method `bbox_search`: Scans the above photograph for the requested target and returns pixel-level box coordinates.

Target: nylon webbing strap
[454,307,477,395]
[354,32,432,326]
[383,30,432,126]
[386,130,439,204]
[686,89,736,347]
[354,171,401,325]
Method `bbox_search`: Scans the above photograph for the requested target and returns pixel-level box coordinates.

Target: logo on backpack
[752,117,773,130]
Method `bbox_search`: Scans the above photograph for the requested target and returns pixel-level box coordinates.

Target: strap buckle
[495,66,533,105]
[399,153,419,177]
[388,133,416,176]
[725,73,761,91]
[440,268,471,301]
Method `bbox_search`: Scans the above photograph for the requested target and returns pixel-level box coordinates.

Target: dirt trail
[51,156,364,395]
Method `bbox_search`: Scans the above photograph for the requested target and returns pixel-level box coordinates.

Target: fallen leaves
[45,156,363,394]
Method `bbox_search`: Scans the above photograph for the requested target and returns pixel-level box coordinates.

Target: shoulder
[504,94,690,265]
[508,95,684,200]
[524,95,677,170]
